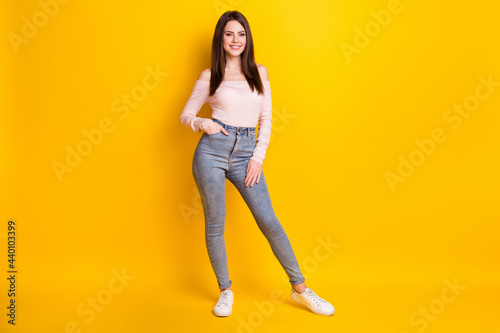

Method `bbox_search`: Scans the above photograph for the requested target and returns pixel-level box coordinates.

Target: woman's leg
[219,127,334,316]
[192,135,233,290]
[233,171,335,315]
[226,168,305,286]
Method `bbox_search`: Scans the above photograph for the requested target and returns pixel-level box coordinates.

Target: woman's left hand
[245,160,262,187]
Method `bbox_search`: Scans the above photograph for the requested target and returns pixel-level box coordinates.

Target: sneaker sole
[213,311,232,317]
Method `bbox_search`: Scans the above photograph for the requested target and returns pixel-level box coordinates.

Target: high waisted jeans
[192,118,305,290]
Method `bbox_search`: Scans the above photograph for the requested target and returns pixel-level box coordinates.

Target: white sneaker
[291,287,335,316]
[213,290,234,317]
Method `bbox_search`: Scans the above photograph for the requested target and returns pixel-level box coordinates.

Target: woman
[180,10,334,317]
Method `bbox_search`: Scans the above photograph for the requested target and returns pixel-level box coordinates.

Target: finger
[246,168,255,187]
[245,170,254,187]
[246,173,253,187]
[244,168,250,186]
[221,126,229,135]
[256,172,261,184]
[250,173,257,187]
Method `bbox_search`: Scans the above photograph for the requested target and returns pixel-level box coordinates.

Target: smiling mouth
[230,45,241,50]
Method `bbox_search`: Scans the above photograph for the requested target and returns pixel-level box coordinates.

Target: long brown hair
[209,11,264,96]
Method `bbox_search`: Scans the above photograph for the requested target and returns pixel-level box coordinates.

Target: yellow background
[2,0,499,332]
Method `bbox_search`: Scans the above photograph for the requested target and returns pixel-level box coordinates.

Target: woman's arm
[249,65,272,165]
[180,69,213,132]
[245,64,272,187]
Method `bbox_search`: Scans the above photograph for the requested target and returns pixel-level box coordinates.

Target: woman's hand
[245,159,262,187]
[204,121,229,135]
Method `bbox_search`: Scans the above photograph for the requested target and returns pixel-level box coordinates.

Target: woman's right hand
[204,121,229,136]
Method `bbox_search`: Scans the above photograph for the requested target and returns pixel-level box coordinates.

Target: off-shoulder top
[180,79,272,164]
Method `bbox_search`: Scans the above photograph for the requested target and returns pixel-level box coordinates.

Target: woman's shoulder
[256,64,269,81]
[197,69,211,81]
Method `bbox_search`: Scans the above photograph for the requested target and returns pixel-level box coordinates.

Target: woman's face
[223,20,246,57]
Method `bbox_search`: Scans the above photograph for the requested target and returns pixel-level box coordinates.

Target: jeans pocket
[206,130,221,137]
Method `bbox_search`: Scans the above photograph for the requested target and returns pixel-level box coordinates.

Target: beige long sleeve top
[180,79,272,164]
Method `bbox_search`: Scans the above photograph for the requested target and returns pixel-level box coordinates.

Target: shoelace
[304,289,327,307]
[217,291,232,307]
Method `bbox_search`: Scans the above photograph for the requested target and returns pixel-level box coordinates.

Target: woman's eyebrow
[224,30,246,33]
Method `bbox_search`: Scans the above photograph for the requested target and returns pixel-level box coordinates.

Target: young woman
[180,11,334,317]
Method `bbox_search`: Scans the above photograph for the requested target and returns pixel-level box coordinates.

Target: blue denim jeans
[192,118,306,290]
